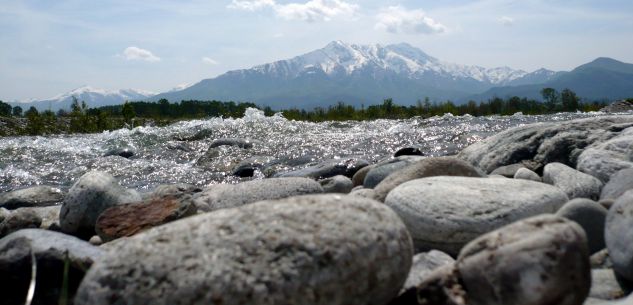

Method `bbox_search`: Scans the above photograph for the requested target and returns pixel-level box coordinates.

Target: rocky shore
[2,115,633,305]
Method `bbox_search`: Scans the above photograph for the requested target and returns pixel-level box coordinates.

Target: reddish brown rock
[95,195,197,242]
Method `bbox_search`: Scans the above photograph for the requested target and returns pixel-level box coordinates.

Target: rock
[514,167,541,182]
[0,185,64,209]
[577,125,633,183]
[173,128,214,141]
[150,183,202,198]
[319,175,353,193]
[459,116,633,174]
[401,250,454,293]
[605,190,633,281]
[276,158,369,180]
[352,164,374,187]
[590,269,631,300]
[60,171,142,239]
[192,177,323,212]
[601,198,617,210]
[231,156,273,177]
[210,137,257,149]
[14,205,61,230]
[89,235,103,245]
[0,208,8,222]
[95,194,197,242]
[363,156,425,189]
[601,168,633,201]
[103,147,135,158]
[349,188,376,199]
[394,147,424,157]
[374,157,485,202]
[490,163,526,177]
[75,195,413,305]
[556,198,608,254]
[544,162,604,200]
[0,229,103,305]
[385,176,568,255]
[413,215,590,305]
[0,209,41,238]
[591,249,613,269]
[601,99,633,113]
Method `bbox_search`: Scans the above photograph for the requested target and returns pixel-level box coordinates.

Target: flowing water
[0,108,624,193]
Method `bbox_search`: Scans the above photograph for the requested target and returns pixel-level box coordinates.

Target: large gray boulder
[192,177,323,212]
[385,176,568,255]
[373,157,485,202]
[544,162,604,200]
[0,185,64,209]
[605,190,633,281]
[601,168,633,201]
[60,171,141,239]
[414,215,590,305]
[459,116,633,174]
[75,195,413,305]
[556,198,608,254]
[363,156,424,188]
[576,125,633,183]
[0,229,103,305]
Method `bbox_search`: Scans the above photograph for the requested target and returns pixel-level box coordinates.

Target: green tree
[0,101,11,116]
[25,106,42,135]
[540,88,560,112]
[122,101,136,126]
[69,96,87,133]
[561,88,580,112]
[12,105,23,117]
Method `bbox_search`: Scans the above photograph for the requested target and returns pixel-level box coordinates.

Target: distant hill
[11,86,154,111]
[468,58,633,102]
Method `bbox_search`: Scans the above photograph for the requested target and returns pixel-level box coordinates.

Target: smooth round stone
[543,162,603,200]
[209,137,258,149]
[491,163,526,178]
[276,158,369,180]
[192,177,324,212]
[0,229,103,305]
[577,126,633,183]
[0,185,64,209]
[75,195,413,305]
[605,190,633,281]
[0,209,41,238]
[60,171,141,239]
[374,157,485,202]
[601,168,633,201]
[349,188,376,199]
[514,167,541,182]
[556,198,608,254]
[363,156,424,189]
[351,165,373,187]
[385,176,568,255]
[319,175,353,193]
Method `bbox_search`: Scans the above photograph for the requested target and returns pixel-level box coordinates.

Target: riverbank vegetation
[0,88,621,136]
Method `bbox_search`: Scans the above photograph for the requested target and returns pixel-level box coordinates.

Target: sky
[1,0,632,101]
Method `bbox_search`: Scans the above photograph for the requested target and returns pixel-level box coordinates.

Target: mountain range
[12,41,633,110]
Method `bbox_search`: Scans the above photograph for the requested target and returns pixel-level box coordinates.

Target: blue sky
[1,0,632,101]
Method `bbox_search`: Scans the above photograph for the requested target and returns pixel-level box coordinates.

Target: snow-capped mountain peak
[18,86,155,111]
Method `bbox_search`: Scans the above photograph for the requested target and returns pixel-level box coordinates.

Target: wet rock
[601,168,633,201]
[590,269,631,300]
[0,209,41,238]
[363,156,424,189]
[514,167,541,182]
[0,185,64,209]
[95,194,197,242]
[394,147,424,157]
[556,198,608,254]
[401,250,454,293]
[193,177,323,212]
[459,116,633,174]
[605,190,633,281]
[174,128,214,141]
[276,158,369,180]
[577,126,633,183]
[490,163,526,177]
[231,156,273,177]
[75,195,413,305]
[413,215,590,305]
[150,183,202,198]
[103,147,135,158]
[385,176,568,255]
[544,162,603,200]
[60,171,142,239]
[319,175,353,193]
[374,157,485,202]
[0,229,103,305]
[210,137,258,149]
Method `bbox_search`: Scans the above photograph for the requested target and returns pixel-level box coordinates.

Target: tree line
[0,88,621,136]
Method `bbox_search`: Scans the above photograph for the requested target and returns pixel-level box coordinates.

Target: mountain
[152,41,546,109]
[469,57,633,101]
[12,86,155,111]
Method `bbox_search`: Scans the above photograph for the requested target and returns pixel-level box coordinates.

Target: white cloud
[202,57,219,65]
[122,46,161,62]
[228,0,358,22]
[227,0,275,11]
[375,6,447,34]
[499,16,515,26]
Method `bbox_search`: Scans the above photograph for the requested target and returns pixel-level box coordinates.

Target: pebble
[514,167,541,182]
[319,175,353,193]
[544,162,603,200]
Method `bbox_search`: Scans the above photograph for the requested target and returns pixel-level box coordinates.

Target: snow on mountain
[15,86,155,111]
[245,41,528,85]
